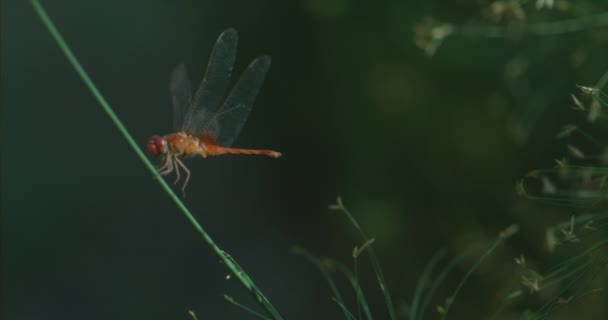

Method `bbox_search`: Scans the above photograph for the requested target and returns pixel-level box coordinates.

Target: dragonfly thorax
[164,132,207,158]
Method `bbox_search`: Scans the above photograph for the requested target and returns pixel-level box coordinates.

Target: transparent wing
[183,28,238,133]
[192,55,271,147]
[170,64,192,131]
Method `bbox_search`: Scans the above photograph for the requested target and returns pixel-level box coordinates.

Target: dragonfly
[147,28,281,195]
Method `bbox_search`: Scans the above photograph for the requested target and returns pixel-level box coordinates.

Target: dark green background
[4,0,608,319]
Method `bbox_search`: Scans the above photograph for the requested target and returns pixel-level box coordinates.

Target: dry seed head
[555,158,569,178]
[557,125,577,138]
[506,290,522,300]
[521,274,541,293]
[353,238,376,258]
[570,94,585,111]
[486,1,525,22]
[546,229,558,252]
[577,85,598,96]
[554,158,567,167]
[567,144,585,159]
[584,220,596,230]
[560,215,580,243]
[328,196,345,210]
[541,176,556,194]
[436,305,446,314]
[436,297,454,314]
[413,18,453,56]
[500,224,519,239]
[535,0,554,9]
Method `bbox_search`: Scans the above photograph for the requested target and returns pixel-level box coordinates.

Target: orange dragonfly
[147,28,281,194]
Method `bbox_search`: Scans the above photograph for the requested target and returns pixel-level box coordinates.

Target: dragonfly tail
[206,146,281,158]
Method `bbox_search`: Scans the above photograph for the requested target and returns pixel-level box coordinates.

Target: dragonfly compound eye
[147,135,167,156]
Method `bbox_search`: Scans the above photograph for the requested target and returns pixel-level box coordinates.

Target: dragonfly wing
[184,28,238,133]
[170,64,192,131]
[199,55,271,147]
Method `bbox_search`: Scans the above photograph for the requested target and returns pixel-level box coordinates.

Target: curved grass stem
[30,1,282,319]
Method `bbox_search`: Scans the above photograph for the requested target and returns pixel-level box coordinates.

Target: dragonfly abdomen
[203,144,281,158]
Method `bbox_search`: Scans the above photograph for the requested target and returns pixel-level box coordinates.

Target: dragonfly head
[147,135,167,157]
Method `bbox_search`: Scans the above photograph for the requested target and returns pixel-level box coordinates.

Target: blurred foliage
[3,0,608,319]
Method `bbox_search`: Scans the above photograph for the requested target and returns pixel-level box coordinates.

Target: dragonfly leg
[172,156,182,185]
[157,155,174,176]
[156,155,171,173]
[175,158,191,196]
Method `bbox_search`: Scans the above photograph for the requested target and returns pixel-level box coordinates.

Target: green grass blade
[440,225,518,320]
[30,1,282,319]
[353,255,361,320]
[333,298,359,320]
[418,244,482,320]
[224,295,272,320]
[330,198,396,320]
[409,248,447,320]
[292,246,354,319]
[488,290,522,320]
[333,260,374,320]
